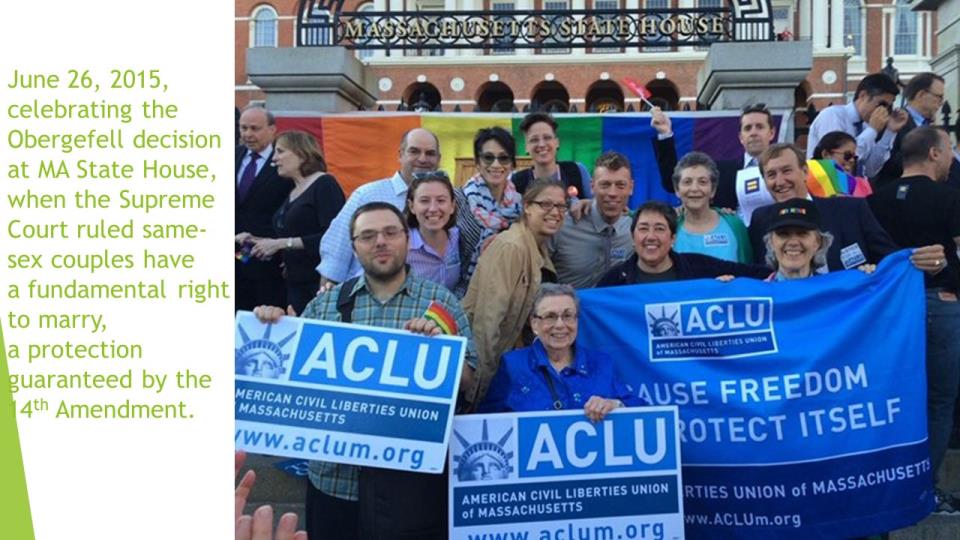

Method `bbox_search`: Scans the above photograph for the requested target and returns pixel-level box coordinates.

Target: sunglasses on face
[479,153,512,166]
[829,150,857,162]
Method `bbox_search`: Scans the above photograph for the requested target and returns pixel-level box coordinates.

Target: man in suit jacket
[874,72,960,190]
[235,105,292,311]
[748,143,899,271]
[653,103,778,210]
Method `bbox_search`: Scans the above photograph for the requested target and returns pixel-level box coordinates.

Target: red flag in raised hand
[623,77,652,100]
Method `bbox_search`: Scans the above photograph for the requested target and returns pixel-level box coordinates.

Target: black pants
[305,470,448,540]
[306,480,360,540]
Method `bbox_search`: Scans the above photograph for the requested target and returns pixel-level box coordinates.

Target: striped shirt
[301,271,477,500]
[407,227,461,291]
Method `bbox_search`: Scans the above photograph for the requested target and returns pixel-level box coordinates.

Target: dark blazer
[236,145,291,239]
[653,136,743,210]
[597,251,770,287]
[748,197,899,272]
[873,115,960,190]
[235,145,293,310]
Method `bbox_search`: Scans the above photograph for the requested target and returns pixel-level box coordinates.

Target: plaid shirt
[301,271,478,500]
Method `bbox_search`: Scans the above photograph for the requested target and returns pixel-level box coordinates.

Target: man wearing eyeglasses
[318,128,483,290]
[806,73,909,178]
[257,202,477,540]
[874,72,960,190]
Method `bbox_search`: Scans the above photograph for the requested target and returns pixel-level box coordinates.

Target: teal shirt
[675,211,753,263]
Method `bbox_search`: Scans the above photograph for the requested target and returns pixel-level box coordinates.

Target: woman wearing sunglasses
[463,179,568,409]
[811,131,859,176]
[462,127,522,277]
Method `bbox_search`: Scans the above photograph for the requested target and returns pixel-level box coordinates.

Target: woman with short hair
[479,283,644,418]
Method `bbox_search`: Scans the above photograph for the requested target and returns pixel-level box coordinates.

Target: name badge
[704,233,730,247]
[610,247,628,260]
[840,243,867,269]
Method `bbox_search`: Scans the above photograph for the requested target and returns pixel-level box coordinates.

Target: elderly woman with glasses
[462,127,522,276]
[463,178,569,409]
[672,151,753,263]
[479,283,644,419]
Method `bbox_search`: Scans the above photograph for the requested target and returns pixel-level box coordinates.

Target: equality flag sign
[578,250,933,538]
[449,407,685,540]
[234,311,466,473]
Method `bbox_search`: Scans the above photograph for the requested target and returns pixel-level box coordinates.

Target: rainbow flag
[424,301,458,335]
[806,159,873,198]
[275,111,782,209]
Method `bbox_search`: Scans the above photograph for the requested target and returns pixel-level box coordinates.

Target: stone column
[247,48,378,112]
[799,0,811,40]
[812,0,828,51]
[829,0,845,50]
[698,40,813,142]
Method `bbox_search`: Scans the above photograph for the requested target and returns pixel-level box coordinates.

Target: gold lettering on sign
[711,16,725,35]
[341,19,365,40]
[638,16,656,36]
[659,17,676,36]
[696,16,710,34]
[441,19,458,38]
[678,16,694,36]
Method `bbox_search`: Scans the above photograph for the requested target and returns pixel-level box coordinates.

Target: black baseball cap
[766,198,822,233]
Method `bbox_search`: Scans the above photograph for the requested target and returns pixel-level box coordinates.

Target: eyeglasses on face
[532,310,578,325]
[479,153,512,166]
[352,226,407,244]
[528,200,570,213]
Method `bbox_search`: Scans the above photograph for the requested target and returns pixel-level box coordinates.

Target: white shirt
[806,102,895,178]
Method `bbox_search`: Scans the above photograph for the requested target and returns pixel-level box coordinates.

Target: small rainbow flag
[424,301,458,335]
[806,159,873,198]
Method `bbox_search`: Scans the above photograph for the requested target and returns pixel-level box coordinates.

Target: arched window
[252,5,278,48]
[843,0,862,56]
[356,3,375,60]
[894,0,917,55]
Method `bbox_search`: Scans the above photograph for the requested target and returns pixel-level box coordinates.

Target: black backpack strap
[558,161,584,196]
[336,277,361,323]
[512,168,533,194]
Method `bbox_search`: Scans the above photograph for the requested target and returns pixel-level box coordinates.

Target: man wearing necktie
[874,72,960,190]
[806,73,909,178]
[235,105,291,311]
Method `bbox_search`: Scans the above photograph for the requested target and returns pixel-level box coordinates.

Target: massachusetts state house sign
[297,0,775,50]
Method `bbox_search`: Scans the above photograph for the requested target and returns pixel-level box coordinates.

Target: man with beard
[256,202,477,539]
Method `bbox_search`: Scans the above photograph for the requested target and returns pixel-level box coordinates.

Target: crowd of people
[235,71,960,539]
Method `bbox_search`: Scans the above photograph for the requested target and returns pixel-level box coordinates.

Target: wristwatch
[285,237,293,249]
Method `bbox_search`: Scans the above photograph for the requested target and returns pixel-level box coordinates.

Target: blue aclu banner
[234,312,466,473]
[578,251,934,538]
[449,408,685,540]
